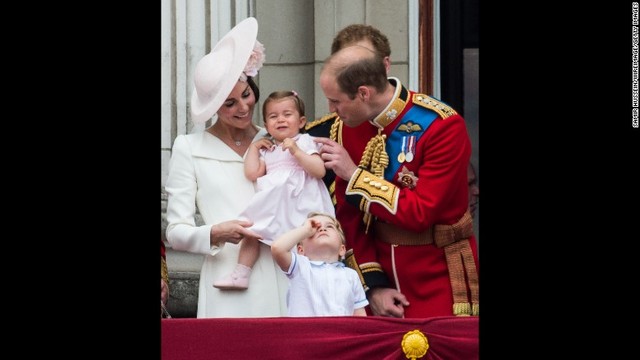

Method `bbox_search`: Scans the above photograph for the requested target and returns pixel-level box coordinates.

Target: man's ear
[383,56,391,74]
[358,86,369,101]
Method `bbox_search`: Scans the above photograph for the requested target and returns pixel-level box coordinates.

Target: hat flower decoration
[240,40,265,81]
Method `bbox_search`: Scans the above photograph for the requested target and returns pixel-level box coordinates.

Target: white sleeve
[165,135,223,256]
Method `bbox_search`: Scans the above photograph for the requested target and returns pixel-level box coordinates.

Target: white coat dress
[165,128,289,318]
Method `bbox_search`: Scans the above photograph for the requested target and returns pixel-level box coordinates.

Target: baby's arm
[271,218,319,271]
[244,138,274,181]
[282,138,326,179]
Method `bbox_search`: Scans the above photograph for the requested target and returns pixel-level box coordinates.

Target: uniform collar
[370,77,409,129]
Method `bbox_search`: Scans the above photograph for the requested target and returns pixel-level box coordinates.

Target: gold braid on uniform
[161,257,170,288]
[430,210,479,316]
[444,239,479,316]
[343,249,368,290]
[329,117,341,143]
[357,128,389,233]
[329,119,342,206]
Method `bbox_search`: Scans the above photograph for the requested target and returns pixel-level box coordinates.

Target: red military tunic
[335,78,479,318]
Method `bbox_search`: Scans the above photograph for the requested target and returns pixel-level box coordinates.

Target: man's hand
[313,137,358,180]
[367,287,410,318]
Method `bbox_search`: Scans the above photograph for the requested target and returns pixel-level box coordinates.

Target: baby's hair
[262,90,306,116]
[307,212,345,244]
[262,90,306,132]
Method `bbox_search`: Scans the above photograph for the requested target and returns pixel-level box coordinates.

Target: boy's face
[297,215,346,260]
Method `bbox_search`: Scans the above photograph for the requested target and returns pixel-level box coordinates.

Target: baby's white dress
[239,133,335,245]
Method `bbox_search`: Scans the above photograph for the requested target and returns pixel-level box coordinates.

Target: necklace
[231,133,246,146]
[212,127,247,146]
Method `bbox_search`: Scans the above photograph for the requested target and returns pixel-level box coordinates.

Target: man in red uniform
[315,45,479,318]
[306,24,392,206]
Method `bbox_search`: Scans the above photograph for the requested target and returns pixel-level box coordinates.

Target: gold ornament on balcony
[401,329,429,359]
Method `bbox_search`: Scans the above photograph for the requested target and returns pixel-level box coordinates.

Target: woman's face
[216,81,256,129]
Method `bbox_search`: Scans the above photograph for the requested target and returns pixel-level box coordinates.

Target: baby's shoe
[213,264,252,290]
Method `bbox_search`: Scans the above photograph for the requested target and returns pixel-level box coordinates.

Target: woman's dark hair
[247,76,260,102]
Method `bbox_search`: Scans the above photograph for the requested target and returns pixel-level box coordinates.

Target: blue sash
[384,106,438,180]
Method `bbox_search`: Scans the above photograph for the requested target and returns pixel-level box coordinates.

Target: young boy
[271,212,368,316]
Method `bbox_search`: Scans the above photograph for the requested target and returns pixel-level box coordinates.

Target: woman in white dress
[165,17,289,317]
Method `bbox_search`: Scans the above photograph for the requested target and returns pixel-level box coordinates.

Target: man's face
[319,72,367,128]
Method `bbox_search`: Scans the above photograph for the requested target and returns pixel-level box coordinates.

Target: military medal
[405,136,416,162]
[397,136,406,163]
[405,152,413,163]
[398,166,419,189]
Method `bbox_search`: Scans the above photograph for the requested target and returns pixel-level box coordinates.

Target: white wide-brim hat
[191,17,258,124]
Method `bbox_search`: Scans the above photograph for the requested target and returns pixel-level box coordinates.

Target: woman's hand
[210,220,263,246]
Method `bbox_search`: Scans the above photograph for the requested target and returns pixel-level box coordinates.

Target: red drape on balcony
[161,316,478,359]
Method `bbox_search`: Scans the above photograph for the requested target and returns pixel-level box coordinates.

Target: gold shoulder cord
[161,257,169,285]
[358,128,389,233]
[161,256,172,318]
[358,129,389,177]
[329,117,341,143]
[331,118,391,233]
[306,112,337,130]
